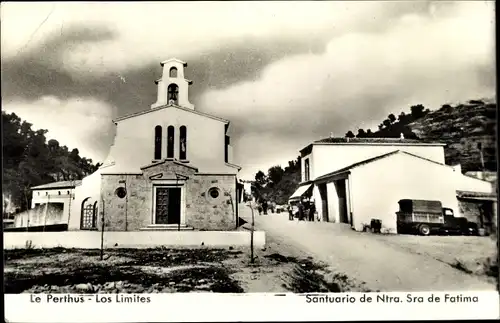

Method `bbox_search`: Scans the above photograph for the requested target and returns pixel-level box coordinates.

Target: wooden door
[155,187,181,224]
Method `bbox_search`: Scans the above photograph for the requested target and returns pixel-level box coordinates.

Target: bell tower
[151,58,195,109]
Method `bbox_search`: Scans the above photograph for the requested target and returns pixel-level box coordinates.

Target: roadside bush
[25,240,34,250]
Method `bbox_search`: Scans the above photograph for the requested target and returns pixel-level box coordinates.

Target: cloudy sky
[1,1,495,179]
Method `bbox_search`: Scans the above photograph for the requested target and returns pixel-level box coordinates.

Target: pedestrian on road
[288,203,294,221]
[309,201,316,222]
[298,202,305,221]
[262,200,268,215]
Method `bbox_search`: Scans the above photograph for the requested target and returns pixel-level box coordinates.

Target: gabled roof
[140,158,199,172]
[314,150,452,182]
[160,58,187,67]
[31,180,82,190]
[113,104,229,124]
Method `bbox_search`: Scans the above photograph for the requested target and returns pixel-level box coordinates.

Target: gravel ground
[243,208,497,291]
[4,248,244,294]
[4,244,358,294]
[367,232,498,279]
[6,206,495,293]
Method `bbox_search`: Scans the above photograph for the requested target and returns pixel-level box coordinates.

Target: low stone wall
[3,231,266,249]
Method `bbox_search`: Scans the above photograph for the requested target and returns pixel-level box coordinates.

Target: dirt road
[241,206,496,291]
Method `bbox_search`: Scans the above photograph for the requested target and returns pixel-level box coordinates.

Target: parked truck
[396,199,479,236]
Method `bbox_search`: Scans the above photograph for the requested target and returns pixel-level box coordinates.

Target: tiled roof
[31,180,82,190]
[456,190,497,200]
[300,137,446,155]
[314,137,444,145]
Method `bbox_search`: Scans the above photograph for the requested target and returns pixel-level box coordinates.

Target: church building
[67,58,242,231]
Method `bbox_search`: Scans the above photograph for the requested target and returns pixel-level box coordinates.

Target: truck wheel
[419,224,431,236]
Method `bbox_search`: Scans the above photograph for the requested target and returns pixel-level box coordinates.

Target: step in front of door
[140,224,195,231]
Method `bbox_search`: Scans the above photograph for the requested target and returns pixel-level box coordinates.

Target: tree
[410,104,426,119]
[383,119,392,128]
[388,114,396,123]
[366,129,373,137]
[268,165,284,186]
[398,112,406,121]
[402,126,419,139]
[356,129,367,138]
[442,104,453,113]
[2,111,101,213]
[255,170,267,186]
[378,124,384,130]
[345,131,355,138]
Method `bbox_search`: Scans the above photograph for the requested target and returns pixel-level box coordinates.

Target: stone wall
[100,170,238,231]
[185,174,237,230]
[458,200,482,224]
[100,174,151,231]
[458,199,496,234]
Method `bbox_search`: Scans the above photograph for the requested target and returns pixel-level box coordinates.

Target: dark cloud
[0,0,441,114]
[2,24,329,118]
[2,1,494,178]
[1,25,116,101]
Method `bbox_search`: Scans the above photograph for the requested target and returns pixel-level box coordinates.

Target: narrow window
[224,135,230,163]
[167,84,179,105]
[305,159,310,181]
[45,192,48,196]
[58,191,61,195]
[179,126,187,160]
[167,126,175,158]
[169,67,177,78]
[154,125,162,160]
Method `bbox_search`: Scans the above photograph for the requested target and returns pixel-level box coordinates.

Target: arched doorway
[81,197,98,230]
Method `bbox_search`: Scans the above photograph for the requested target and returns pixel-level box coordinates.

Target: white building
[290,137,494,233]
[13,181,81,230]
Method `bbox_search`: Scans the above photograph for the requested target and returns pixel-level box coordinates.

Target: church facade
[69,58,242,231]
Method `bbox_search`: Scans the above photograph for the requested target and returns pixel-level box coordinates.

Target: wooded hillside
[2,112,101,213]
[252,99,497,204]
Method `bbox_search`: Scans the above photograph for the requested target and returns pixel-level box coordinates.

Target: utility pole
[25,190,30,232]
[43,195,50,232]
[100,198,105,261]
[67,179,74,229]
[478,142,486,179]
[249,201,255,263]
